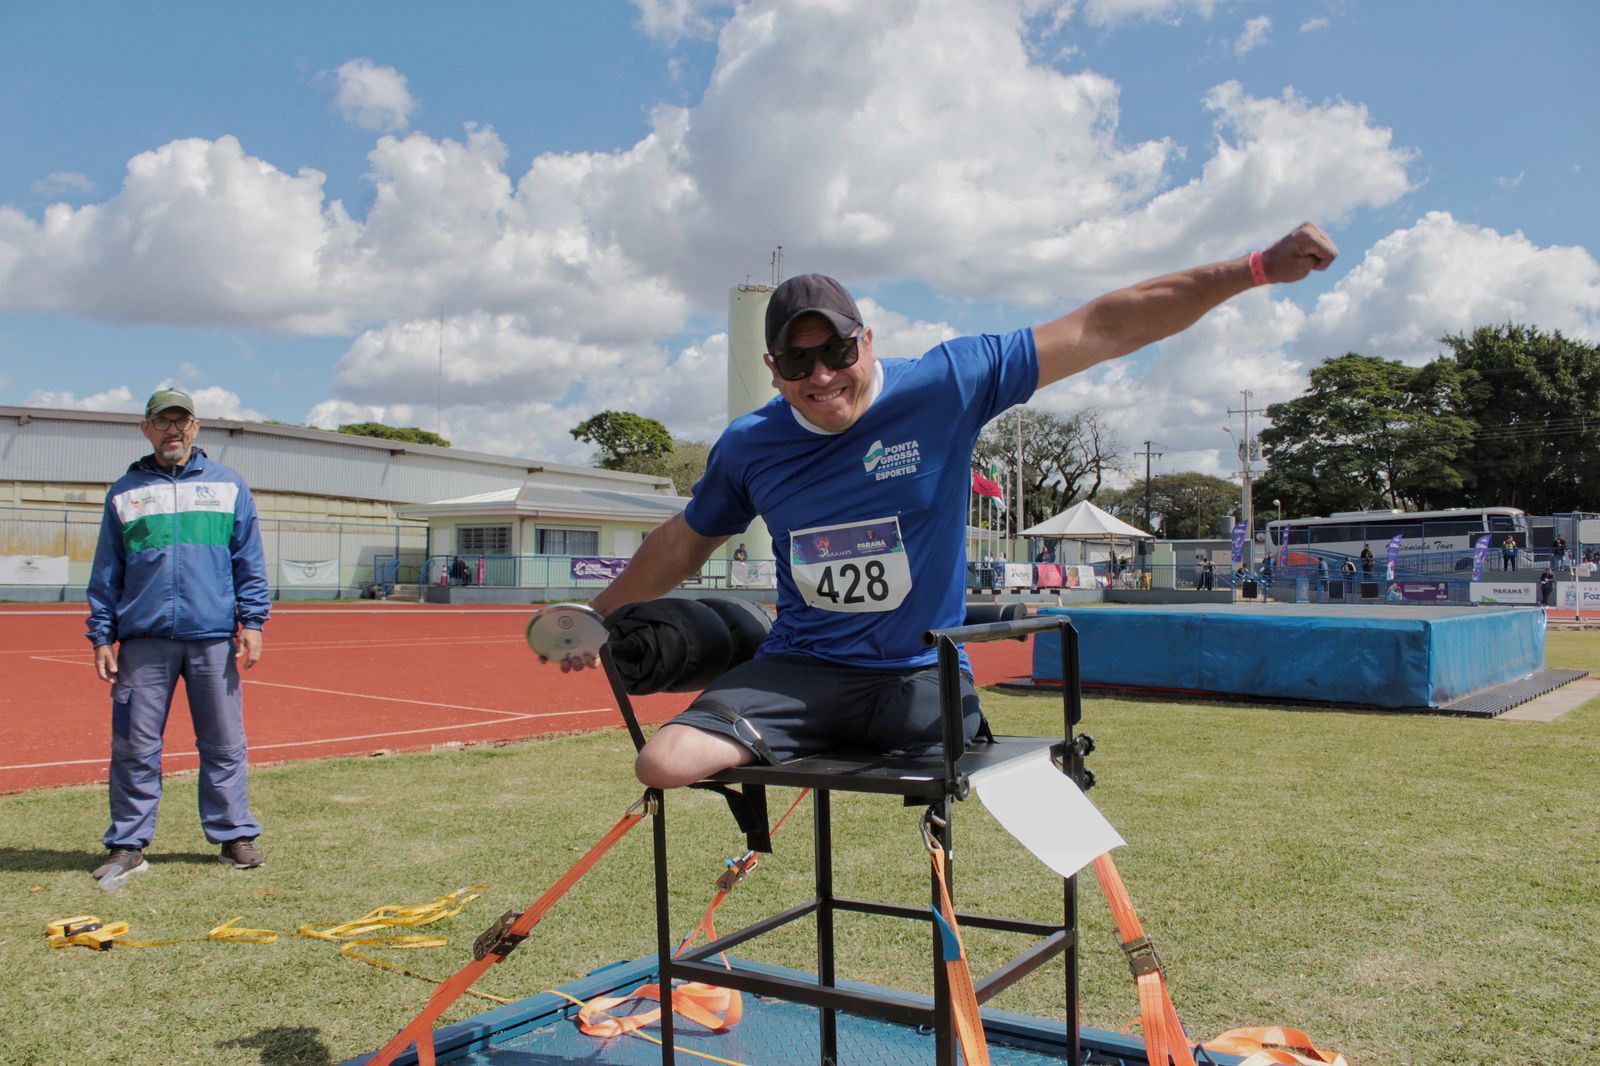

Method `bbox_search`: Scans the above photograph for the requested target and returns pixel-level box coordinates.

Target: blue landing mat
[344,955,1242,1065]
[1031,604,1546,709]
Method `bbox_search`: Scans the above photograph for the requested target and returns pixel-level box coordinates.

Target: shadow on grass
[219,1026,335,1065]
[0,846,223,871]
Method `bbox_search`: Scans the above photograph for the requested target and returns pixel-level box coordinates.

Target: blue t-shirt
[686,329,1038,668]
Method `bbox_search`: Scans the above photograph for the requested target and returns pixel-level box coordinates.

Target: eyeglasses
[147,415,195,432]
[771,331,862,382]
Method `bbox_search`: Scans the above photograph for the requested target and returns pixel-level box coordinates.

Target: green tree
[973,407,1121,529]
[570,411,673,470]
[1256,354,1473,516]
[1443,324,1600,512]
[337,422,451,447]
[1147,472,1240,539]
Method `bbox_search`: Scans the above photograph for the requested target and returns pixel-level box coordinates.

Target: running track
[0,605,1033,794]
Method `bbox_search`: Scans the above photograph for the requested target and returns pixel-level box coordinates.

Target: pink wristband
[1249,250,1269,286]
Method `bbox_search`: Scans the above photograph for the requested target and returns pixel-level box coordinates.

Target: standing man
[1359,543,1374,574]
[85,388,272,882]
[557,224,1338,790]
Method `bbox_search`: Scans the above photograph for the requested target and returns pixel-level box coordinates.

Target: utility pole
[1226,390,1269,569]
[436,305,445,436]
[1134,440,1162,533]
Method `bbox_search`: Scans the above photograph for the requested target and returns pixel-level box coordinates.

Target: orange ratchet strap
[924,811,990,1066]
[1092,852,1198,1066]
[573,788,812,1042]
[366,793,653,1066]
[1204,1026,1350,1066]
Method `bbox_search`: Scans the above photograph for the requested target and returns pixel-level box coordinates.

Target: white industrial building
[0,405,687,601]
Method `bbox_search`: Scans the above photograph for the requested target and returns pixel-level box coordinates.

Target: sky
[2,0,1597,481]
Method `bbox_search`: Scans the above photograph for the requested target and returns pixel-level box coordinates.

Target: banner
[1470,534,1491,581]
[1385,532,1404,580]
[971,468,1004,500]
[571,557,629,581]
[1034,563,1063,588]
[1004,562,1033,588]
[1556,582,1600,610]
[1062,564,1097,589]
[729,560,777,588]
[1392,580,1451,602]
[1470,581,1538,605]
[0,554,69,584]
[1229,520,1247,569]
[280,559,339,586]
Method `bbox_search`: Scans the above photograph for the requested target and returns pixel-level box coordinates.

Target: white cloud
[30,171,96,198]
[333,58,415,132]
[185,385,267,422]
[0,0,1449,474]
[25,386,137,412]
[1050,213,1600,478]
[1299,16,1330,32]
[1495,171,1524,190]
[631,0,722,42]
[1233,15,1270,57]
[1300,211,1600,362]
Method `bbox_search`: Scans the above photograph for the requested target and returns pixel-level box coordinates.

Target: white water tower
[726,282,777,561]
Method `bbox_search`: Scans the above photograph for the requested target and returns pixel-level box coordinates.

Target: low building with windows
[0,404,686,600]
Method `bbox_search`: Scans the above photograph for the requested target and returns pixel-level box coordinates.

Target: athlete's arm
[590,512,728,618]
[1032,222,1337,389]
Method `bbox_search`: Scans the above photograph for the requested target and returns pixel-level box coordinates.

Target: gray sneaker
[218,838,265,869]
[92,847,149,880]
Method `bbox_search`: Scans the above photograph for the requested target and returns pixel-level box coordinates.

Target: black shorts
[666,654,983,764]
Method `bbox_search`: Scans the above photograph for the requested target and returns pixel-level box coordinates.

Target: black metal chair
[599,606,1093,1066]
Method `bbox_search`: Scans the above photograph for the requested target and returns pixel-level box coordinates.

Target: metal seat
[601,613,1093,1065]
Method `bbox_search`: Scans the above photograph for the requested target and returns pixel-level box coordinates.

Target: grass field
[2,631,1596,1066]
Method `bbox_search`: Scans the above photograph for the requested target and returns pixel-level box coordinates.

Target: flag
[1278,525,1292,564]
[972,468,1004,500]
[1470,533,1491,581]
[1385,533,1404,580]
[1230,520,1248,568]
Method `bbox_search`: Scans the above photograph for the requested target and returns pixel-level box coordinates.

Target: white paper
[970,749,1124,878]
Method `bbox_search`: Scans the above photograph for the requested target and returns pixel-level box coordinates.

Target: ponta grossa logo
[862,438,921,482]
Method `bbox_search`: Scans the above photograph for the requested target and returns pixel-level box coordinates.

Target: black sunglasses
[771,331,862,382]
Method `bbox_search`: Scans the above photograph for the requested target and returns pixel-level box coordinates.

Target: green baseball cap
[144,388,196,418]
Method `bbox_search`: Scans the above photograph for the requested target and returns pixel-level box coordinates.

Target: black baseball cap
[765,274,863,355]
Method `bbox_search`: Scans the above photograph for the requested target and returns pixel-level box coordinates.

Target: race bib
[789,516,912,613]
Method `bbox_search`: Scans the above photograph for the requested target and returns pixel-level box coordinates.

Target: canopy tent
[1021,500,1153,567]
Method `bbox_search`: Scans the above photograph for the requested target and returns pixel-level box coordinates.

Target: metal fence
[414,553,756,591]
[0,505,428,596]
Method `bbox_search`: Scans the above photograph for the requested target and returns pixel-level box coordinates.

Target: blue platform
[344,954,1241,1065]
[1030,603,1546,709]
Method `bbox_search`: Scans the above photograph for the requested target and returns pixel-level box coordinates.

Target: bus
[1265,507,1530,573]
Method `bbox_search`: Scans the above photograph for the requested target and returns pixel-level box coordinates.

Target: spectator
[1539,567,1555,605]
[1199,558,1215,591]
[1551,534,1568,571]
[733,543,749,562]
[1501,534,1518,572]
[1317,557,1330,596]
[449,556,471,586]
[1343,557,1358,591]
[1359,543,1374,573]
[85,388,271,882]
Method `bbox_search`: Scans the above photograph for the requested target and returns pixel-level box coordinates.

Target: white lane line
[241,679,544,719]
[14,664,593,722]
[11,636,521,656]
[0,705,620,772]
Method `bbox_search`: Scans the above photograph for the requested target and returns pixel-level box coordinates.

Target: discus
[525,603,608,664]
